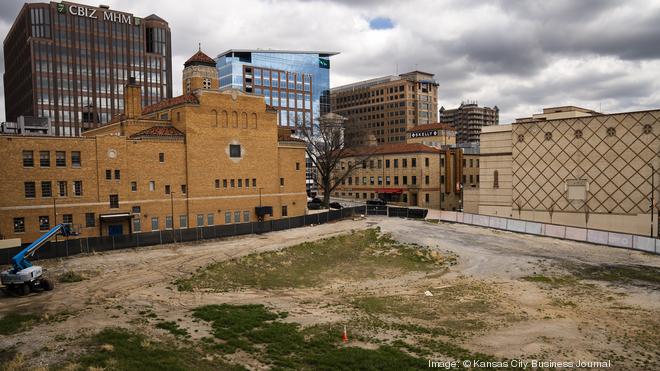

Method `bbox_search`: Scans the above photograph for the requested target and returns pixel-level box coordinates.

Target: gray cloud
[1,0,659,124]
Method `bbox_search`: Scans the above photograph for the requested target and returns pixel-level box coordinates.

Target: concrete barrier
[489,217,508,230]
[565,227,587,241]
[608,232,633,249]
[632,236,655,253]
[544,224,566,239]
[456,212,464,223]
[463,213,473,224]
[507,219,526,233]
[525,222,544,235]
[587,230,609,245]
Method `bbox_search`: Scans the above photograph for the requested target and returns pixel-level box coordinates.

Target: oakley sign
[59,3,135,25]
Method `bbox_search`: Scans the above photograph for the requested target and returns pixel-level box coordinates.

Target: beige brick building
[332,123,479,210]
[0,50,307,243]
[330,71,438,147]
[475,107,659,235]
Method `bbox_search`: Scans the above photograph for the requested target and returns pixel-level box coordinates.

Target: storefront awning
[99,213,132,221]
[376,188,403,194]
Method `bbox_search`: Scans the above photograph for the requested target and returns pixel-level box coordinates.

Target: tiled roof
[407,123,455,133]
[142,94,199,114]
[184,50,216,67]
[129,126,184,139]
[344,143,441,157]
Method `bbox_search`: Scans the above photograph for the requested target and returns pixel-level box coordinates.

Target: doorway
[108,224,123,236]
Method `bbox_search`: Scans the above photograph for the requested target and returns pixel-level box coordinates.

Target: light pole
[651,165,655,238]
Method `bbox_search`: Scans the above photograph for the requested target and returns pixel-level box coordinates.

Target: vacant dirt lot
[1,217,659,370]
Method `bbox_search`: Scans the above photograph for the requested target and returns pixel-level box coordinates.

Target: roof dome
[184,49,216,68]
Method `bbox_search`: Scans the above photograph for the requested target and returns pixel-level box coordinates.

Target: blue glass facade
[215,50,335,129]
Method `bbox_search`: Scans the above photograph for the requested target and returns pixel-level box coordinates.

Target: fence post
[112,236,115,250]
[159,230,163,245]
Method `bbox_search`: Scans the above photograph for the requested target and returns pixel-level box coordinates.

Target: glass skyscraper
[215,50,338,132]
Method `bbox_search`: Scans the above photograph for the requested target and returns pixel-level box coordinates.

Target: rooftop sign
[57,2,139,25]
[410,130,439,138]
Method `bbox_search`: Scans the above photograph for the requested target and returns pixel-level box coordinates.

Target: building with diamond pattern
[474,106,659,236]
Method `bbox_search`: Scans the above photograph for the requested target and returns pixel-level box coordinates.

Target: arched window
[232,111,238,128]
[211,109,218,127]
[251,113,258,129]
[241,112,248,128]
[493,170,499,189]
[221,110,228,127]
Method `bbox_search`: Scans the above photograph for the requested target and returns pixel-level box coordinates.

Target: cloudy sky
[1,0,660,123]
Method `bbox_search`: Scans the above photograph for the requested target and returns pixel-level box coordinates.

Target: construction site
[1,216,659,370]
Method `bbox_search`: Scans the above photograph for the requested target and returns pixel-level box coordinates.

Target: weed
[57,271,85,283]
[0,313,41,335]
[155,321,190,338]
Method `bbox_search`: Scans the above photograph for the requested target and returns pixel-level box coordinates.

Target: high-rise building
[215,49,338,131]
[3,1,172,136]
[330,71,438,147]
[439,102,498,145]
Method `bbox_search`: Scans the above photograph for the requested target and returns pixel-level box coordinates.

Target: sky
[1,0,660,124]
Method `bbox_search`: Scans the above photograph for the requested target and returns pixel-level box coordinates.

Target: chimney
[124,77,142,119]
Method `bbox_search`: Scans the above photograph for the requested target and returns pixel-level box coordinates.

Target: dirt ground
[1,216,659,370]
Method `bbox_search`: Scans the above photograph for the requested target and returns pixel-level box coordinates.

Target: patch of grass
[57,327,244,371]
[155,321,190,338]
[574,264,660,287]
[176,229,453,291]
[58,270,85,283]
[0,313,41,335]
[521,275,577,287]
[193,304,426,369]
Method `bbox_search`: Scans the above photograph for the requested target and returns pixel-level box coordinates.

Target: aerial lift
[1,223,73,295]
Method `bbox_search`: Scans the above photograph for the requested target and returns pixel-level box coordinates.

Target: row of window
[342,157,423,170]
[14,213,86,233]
[22,150,81,167]
[24,181,83,198]
[342,175,420,186]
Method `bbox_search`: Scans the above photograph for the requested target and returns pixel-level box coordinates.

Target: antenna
[198,42,201,52]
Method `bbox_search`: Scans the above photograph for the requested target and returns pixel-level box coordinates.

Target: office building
[215,49,338,131]
[3,1,172,136]
[475,106,659,235]
[439,102,498,144]
[0,49,306,243]
[330,71,438,147]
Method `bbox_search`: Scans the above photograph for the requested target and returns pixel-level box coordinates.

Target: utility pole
[170,191,176,243]
[651,165,655,238]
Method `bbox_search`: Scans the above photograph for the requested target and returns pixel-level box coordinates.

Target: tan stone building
[475,106,659,235]
[332,123,480,210]
[0,50,307,243]
[330,71,438,146]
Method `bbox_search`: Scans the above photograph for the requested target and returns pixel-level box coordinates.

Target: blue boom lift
[1,223,73,295]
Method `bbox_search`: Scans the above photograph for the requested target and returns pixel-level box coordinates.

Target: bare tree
[300,113,375,207]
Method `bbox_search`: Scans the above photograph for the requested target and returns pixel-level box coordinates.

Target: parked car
[307,202,322,210]
[329,202,343,209]
[366,198,387,206]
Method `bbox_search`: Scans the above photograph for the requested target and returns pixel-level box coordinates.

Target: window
[56,151,66,166]
[238,179,243,188]
[159,152,165,162]
[370,176,375,185]
[243,211,250,222]
[223,179,228,188]
[225,211,231,224]
[86,213,95,227]
[441,175,445,184]
[394,176,399,185]
[215,179,220,188]
[425,175,429,185]
[106,169,112,180]
[252,179,257,187]
[197,214,204,227]
[402,159,407,168]
[463,159,467,167]
[378,176,383,185]
[412,176,417,185]
[41,181,52,197]
[281,205,288,217]
[165,216,173,229]
[412,158,416,167]
[151,217,159,231]
[24,182,36,199]
[63,214,73,224]
[296,162,300,170]
[425,194,429,203]
[149,181,155,191]
[203,78,211,89]
[476,159,479,167]
[165,185,171,194]
[425,158,429,167]
[39,215,50,231]
[470,159,473,167]
[13,217,25,233]
[71,151,81,167]
[207,213,214,225]
[234,211,240,223]
[109,194,119,208]
[378,159,382,168]
[386,176,390,185]
[403,176,408,185]
[230,179,235,188]
[229,144,241,158]
[74,181,83,196]
[386,159,390,168]
[114,169,120,180]
[132,206,141,214]
[394,159,398,168]
[180,215,188,228]
[23,151,34,167]
[133,218,141,232]
[58,181,67,197]
[470,175,474,184]
[131,181,137,192]
[441,158,445,167]
[40,151,50,167]
[280,178,285,186]
[181,184,187,194]
[493,170,499,188]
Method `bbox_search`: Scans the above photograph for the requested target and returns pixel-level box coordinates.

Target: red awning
[376,188,403,194]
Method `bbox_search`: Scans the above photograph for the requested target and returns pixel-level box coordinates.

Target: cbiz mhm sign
[58,2,138,25]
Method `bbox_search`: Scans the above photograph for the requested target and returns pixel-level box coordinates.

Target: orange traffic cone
[342,325,348,343]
